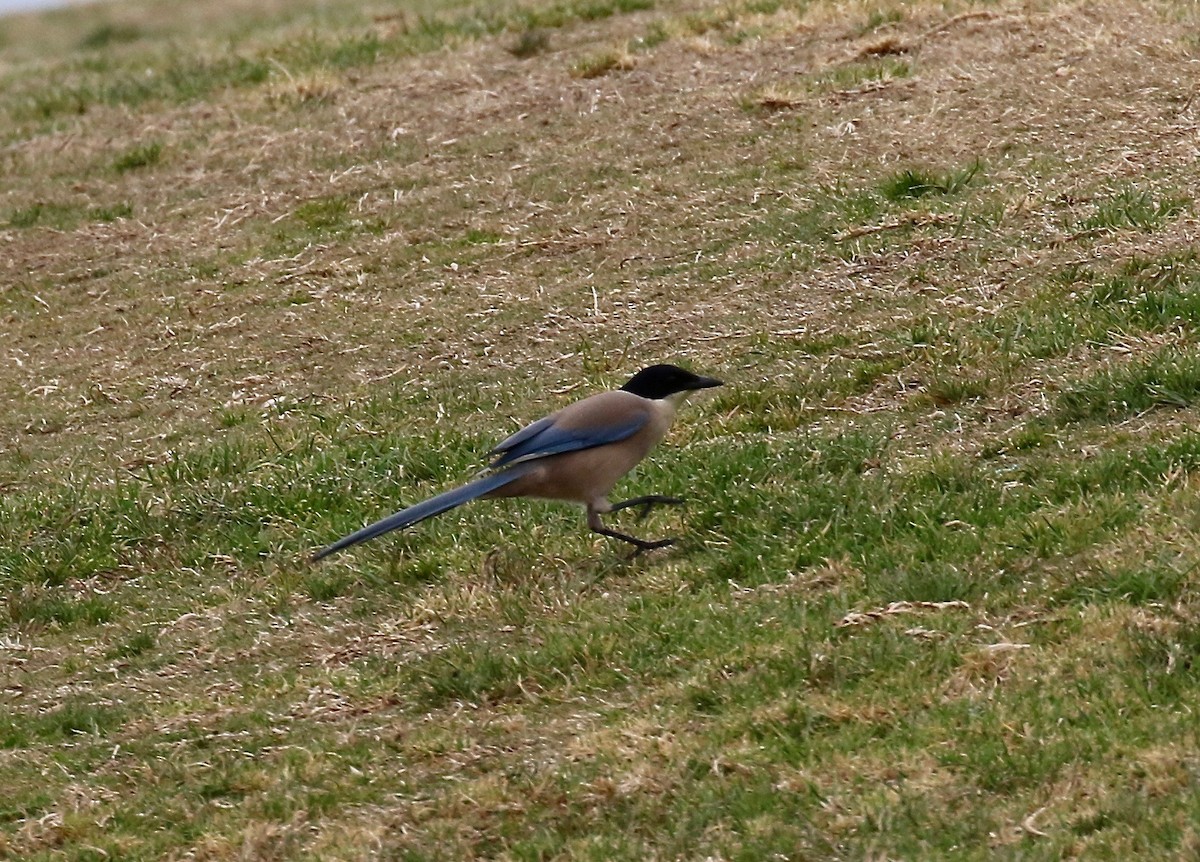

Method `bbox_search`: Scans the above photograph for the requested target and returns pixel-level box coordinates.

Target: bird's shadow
[579,536,696,589]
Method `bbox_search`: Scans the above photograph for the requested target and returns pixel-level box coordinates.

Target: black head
[620,364,723,400]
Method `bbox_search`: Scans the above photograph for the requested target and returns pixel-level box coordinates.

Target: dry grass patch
[570,45,637,77]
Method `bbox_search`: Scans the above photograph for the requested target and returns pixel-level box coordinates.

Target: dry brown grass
[3,0,1196,484]
[0,7,1173,467]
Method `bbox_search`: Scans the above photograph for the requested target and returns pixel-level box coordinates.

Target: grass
[112,140,163,173]
[570,46,636,77]
[1078,186,1189,233]
[4,0,1200,858]
[808,55,912,91]
[508,27,551,58]
[879,160,981,202]
[1056,348,1200,423]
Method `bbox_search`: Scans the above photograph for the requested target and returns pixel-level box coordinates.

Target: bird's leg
[587,507,675,556]
[608,495,685,522]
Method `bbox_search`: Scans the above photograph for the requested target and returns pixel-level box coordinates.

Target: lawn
[2,0,1200,858]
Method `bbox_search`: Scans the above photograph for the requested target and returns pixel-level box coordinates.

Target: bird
[312,363,722,561]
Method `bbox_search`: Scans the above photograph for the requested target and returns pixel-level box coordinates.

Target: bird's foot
[627,537,676,559]
[591,523,677,557]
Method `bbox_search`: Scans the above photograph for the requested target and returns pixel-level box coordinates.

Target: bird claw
[628,537,676,559]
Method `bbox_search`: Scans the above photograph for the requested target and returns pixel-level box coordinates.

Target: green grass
[1057,348,1200,423]
[5,200,80,228]
[808,55,912,90]
[4,198,134,228]
[879,160,981,202]
[1078,186,1189,233]
[7,591,117,628]
[4,0,1200,858]
[112,140,163,172]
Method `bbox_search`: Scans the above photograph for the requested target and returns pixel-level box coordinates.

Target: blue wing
[489,416,556,459]
[488,412,647,469]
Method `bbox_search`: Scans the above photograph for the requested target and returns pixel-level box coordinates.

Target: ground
[2,0,1200,858]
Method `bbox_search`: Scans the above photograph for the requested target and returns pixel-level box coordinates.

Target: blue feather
[489,416,555,458]
[312,466,529,561]
[489,416,646,468]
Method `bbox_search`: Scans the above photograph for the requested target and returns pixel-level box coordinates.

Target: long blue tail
[312,466,528,561]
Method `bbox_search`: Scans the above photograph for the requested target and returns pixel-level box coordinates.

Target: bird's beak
[690,375,724,390]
